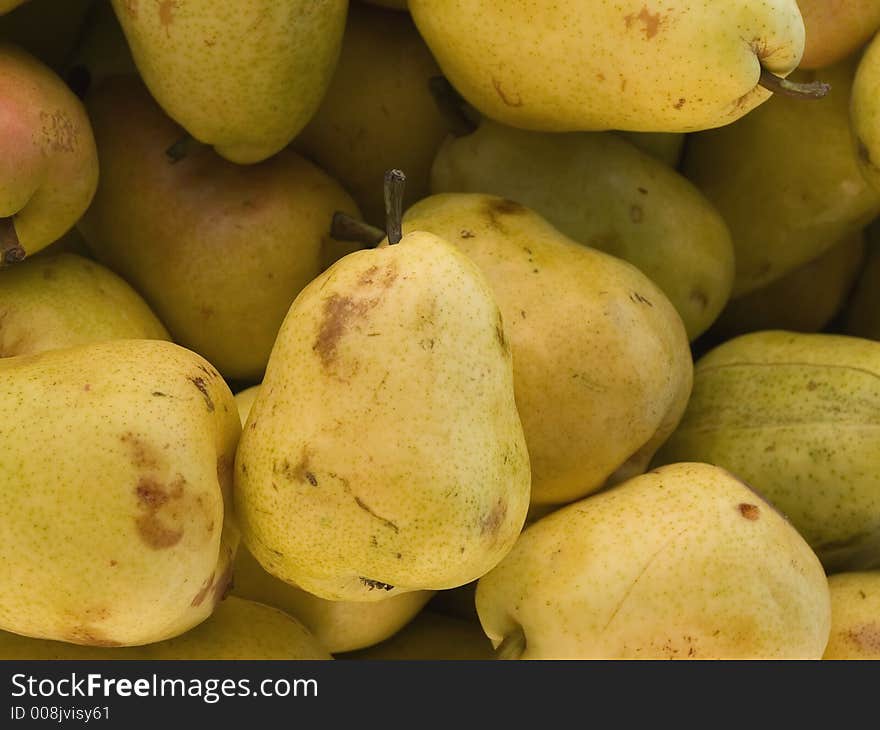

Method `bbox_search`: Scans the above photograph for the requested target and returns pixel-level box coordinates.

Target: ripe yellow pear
[431,120,734,340]
[851,33,880,194]
[654,331,880,572]
[410,0,808,134]
[235,178,530,602]
[0,44,98,263]
[0,340,240,646]
[823,573,880,659]
[111,0,348,164]
[797,0,880,69]
[0,253,169,358]
[0,597,331,660]
[399,193,693,506]
[476,463,831,660]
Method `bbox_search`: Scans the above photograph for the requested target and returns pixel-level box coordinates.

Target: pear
[294,3,449,227]
[342,612,494,660]
[0,597,331,660]
[614,132,686,168]
[851,34,880,194]
[110,0,348,164]
[430,120,734,340]
[234,385,261,429]
[0,44,98,263]
[0,253,169,358]
[397,193,692,506]
[0,0,93,73]
[476,462,831,660]
[409,0,811,135]
[653,331,880,572]
[823,573,880,659]
[797,0,880,70]
[685,56,880,297]
[235,173,530,602]
[77,76,361,382]
[0,339,241,646]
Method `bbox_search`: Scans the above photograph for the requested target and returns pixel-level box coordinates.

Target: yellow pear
[0,253,169,358]
[851,33,880,194]
[430,120,734,340]
[615,131,686,168]
[0,597,331,660]
[410,0,808,134]
[110,0,348,164]
[400,193,693,506]
[235,177,530,602]
[476,462,831,659]
[685,56,880,297]
[823,573,880,659]
[0,339,240,646]
[654,331,880,572]
[294,3,448,226]
[797,0,880,69]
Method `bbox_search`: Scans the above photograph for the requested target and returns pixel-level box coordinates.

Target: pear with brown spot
[234,173,531,602]
[0,339,240,646]
[823,572,880,659]
[476,462,831,659]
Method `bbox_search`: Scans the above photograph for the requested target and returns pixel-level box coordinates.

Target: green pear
[409,0,808,134]
[0,339,241,646]
[0,597,331,660]
[798,0,880,69]
[430,120,734,340]
[399,193,693,506]
[654,331,880,572]
[0,44,98,263]
[476,462,831,660]
[845,226,880,340]
[294,3,449,227]
[342,612,494,660]
[823,573,880,659]
[614,132,686,168]
[0,0,93,73]
[235,182,531,602]
[685,57,880,298]
[77,76,361,382]
[851,34,880,194]
[706,231,865,342]
[0,253,169,358]
[110,0,348,164]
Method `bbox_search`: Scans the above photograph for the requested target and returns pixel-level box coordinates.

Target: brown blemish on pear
[847,623,880,653]
[492,78,523,107]
[187,376,214,412]
[190,572,215,607]
[624,5,663,40]
[134,475,186,549]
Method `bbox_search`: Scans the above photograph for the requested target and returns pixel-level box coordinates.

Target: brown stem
[758,68,830,99]
[0,217,25,267]
[494,625,526,660]
[330,212,386,248]
[165,133,205,163]
[429,76,479,137]
[384,169,406,245]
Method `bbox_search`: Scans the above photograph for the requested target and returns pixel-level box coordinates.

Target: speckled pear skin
[0,253,170,358]
[430,121,734,340]
[823,572,880,659]
[476,462,832,660]
[0,44,98,257]
[235,231,531,602]
[401,194,693,506]
[409,0,805,133]
[110,0,348,164]
[0,597,332,659]
[797,0,880,70]
[0,339,241,646]
[653,331,880,572]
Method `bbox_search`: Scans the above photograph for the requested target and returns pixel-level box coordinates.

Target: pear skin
[797,0,880,69]
[430,121,734,340]
[0,597,332,659]
[685,56,880,297]
[78,76,361,382]
[0,44,98,261]
[410,0,806,133]
[654,331,880,572]
[0,253,169,358]
[111,0,348,164]
[823,573,880,659]
[0,340,241,646]
[235,230,531,602]
[476,463,831,659]
[401,193,693,506]
[851,34,880,194]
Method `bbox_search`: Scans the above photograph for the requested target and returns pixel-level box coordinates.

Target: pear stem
[429,76,479,137]
[0,217,25,267]
[494,626,527,660]
[330,212,386,248]
[165,133,206,163]
[758,68,830,99]
[384,169,406,245]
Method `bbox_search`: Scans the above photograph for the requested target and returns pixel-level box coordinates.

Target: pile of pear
[2,0,880,661]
